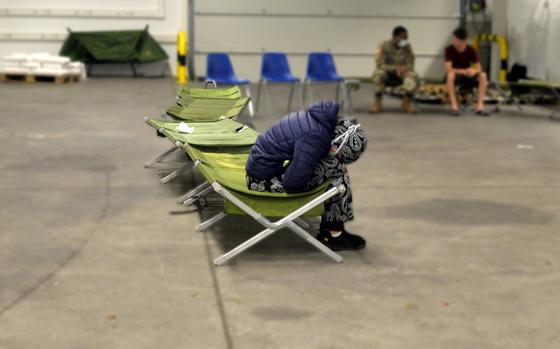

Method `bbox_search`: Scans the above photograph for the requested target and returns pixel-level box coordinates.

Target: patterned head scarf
[331,119,367,164]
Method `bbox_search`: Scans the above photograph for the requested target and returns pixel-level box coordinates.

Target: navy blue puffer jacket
[245,101,339,193]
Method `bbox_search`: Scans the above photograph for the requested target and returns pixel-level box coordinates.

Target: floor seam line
[203,229,234,349]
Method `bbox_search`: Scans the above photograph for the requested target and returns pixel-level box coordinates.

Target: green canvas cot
[186,145,329,217]
[176,86,242,100]
[166,98,250,121]
[183,143,344,265]
[145,85,344,265]
[146,118,258,147]
[167,85,250,121]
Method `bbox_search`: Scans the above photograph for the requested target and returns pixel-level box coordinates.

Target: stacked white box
[1,53,29,75]
[0,53,85,80]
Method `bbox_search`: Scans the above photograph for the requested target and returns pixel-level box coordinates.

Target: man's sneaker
[316,230,366,251]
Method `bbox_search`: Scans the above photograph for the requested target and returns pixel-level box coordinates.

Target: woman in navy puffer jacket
[246,101,368,251]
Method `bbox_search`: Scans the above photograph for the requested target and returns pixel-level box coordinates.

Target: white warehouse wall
[1,0,472,81]
[507,0,560,80]
[193,0,462,81]
[0,0,186,75]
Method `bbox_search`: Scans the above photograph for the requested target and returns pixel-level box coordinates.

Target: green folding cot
[166,98,250,122]
[176,85,242,100]
[146,118,258,147]
[144,85,345,265]
[166,85,250,122]
[144,118,258,185]
[507,80,560,119]
[182,145,345,265]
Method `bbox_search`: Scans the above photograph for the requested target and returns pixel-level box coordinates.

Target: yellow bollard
[177,31,187,85]
[473,33,508,82]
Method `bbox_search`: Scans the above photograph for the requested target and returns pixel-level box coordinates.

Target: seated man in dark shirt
[445,28,489,116]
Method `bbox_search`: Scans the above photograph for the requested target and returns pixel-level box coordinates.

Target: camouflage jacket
[375,40,415,71]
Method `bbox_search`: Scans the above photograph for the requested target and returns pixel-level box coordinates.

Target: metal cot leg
[182,185,214,206]
[197,211,227,232]
[214,227,278,266]
[161,162,193,184]
[211,182,346,265]
[144,146,181,168]
[288,222,343,263]
[294,217,310,229]
[177,181,211,204]
[548,85,560,120]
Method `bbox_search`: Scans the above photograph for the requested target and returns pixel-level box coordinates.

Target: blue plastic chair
[257,52,301,113]
[303,52,348,112]
[206,53,254,116]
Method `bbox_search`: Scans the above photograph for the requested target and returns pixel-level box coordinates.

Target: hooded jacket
[245,101,339,193]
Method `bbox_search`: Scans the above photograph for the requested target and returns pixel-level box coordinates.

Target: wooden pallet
[0,73,80,84]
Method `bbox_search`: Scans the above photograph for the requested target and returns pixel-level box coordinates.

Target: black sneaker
[316,229,366,251]
[476,109,490,117]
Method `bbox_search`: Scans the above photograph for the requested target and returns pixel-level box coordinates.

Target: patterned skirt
[246,156,353,231]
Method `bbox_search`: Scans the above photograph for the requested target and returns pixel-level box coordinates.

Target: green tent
[60,27,168,63]
[60,27,168,76]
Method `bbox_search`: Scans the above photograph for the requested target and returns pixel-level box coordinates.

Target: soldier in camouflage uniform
[370,26,419,113]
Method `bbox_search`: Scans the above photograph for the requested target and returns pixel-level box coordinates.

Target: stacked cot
[145,85,346,265]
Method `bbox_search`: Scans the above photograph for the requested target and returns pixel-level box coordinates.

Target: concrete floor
[1,78,559,349]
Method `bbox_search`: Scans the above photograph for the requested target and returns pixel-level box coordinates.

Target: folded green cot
[146,118,258,146]
[166,85,251,121]
[181,144,345,265]
[144,118,258,184]
[176,85,242,100]
[167,98,250,122]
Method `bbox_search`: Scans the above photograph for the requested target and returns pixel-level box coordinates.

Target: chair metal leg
[335,82,341,101]
[287,82,296,112]
[302,79,308,107]
[345,82,355,113]
[340,81,350,114]
[177,181,211,204]
[144,146,181,168]
[299,82,305,110]
[264,81,273,116]
[243,85,255,117]
[197,211,227,231]
[256,79,263,111]
[304,80,316,106]
[161,162,192,184]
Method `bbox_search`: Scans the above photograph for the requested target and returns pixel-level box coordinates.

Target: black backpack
[507,63,527,82]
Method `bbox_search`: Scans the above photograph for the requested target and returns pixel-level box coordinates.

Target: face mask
[398,39,409,48]
[332,123,361,155]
